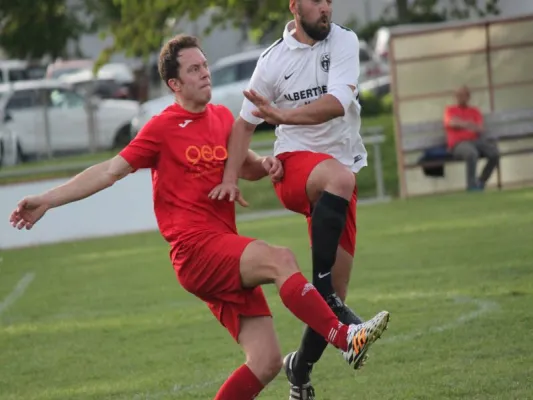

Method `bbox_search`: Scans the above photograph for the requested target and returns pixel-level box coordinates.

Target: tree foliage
[0,0,83,60]
[353,0,500,42]
[90,0,291,68]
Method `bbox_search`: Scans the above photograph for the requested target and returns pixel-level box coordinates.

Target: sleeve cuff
[240,108,264,126]
[328,84,356,115]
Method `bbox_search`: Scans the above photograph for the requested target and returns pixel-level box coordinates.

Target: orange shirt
[443,105,482,149]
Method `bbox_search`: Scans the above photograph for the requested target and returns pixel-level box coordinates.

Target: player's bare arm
[245,87,355,126]
[239,150,284,182]
[209,147,283,206]
[208,118,257,206]
[9,155,133,230]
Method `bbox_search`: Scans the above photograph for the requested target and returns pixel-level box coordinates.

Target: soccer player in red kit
[9,35,388,399]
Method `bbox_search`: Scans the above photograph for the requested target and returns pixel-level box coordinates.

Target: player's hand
[9,195,50,230]
[244,89,287,125]
[262,156,284,183]
[208,182,249,207]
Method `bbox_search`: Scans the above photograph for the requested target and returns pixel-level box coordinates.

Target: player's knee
[271,247,299,280]
[247,350,283,383]
[324,166,355,199]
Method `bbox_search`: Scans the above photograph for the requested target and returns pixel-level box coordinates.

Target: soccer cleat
[283,352,316,400]
[342,310,390,370]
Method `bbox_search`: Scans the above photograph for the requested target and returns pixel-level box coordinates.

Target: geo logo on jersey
[185,145,228,165]
[320,53,330,72]
[185,144,228,178]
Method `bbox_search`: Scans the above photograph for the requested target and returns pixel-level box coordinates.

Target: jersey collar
[283,20,332,50]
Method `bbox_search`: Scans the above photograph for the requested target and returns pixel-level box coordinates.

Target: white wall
[0,170,158,250]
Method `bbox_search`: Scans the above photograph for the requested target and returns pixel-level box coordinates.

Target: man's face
[174,48,211,105]
[295,0,332,41]
[456,87,470,106]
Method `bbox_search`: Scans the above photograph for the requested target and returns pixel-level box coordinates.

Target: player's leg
[177,232,387,398]
[288,191,365,391]
[239,239,389,361]
[274,152,355,299]
[177,234,279,400]
[305,158,355,298]
[214,316,282,400]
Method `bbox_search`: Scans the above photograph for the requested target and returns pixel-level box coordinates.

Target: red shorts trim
[173,233,272,342]
[274,151,357,256]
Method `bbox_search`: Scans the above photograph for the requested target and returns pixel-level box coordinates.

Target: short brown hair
[158,34,202,88]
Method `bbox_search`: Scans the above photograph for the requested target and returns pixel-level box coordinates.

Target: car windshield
[51,68,85,79]
[8,69,30,82]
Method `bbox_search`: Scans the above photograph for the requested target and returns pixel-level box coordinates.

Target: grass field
[2,188,532,400]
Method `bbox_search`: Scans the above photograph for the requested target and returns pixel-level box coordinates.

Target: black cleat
[283,351,316,400]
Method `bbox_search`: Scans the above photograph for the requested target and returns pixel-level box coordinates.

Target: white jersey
[240,21,367,173]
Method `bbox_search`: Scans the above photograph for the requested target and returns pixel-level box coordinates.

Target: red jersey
[443,105,483,149]
[119,103,236,250]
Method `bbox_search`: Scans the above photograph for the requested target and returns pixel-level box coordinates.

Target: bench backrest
[399,108,533,153]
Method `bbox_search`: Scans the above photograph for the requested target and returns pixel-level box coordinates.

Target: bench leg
[497,163,502,190]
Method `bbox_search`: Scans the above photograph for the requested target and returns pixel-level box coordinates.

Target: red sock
[214,364,264,400]
[279,272,349,351]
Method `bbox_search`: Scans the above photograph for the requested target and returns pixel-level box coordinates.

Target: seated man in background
[444,86,500,191]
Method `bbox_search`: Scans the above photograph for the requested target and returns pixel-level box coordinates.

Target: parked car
[130,42,389,137]
[0,80,139,165]
[0,60,32,84]
[45,59,94,80]
[59,70,132,100]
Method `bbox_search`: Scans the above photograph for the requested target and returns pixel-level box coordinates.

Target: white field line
[381,296,499,344]
[130,295,498,398]
[0,272,35,316]
[132,375,229,400]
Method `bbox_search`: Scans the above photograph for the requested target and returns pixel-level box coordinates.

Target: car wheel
[112,124,132,149]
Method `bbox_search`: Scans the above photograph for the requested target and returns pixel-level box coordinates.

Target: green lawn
[1,188,532,399]
[0,115,399,198]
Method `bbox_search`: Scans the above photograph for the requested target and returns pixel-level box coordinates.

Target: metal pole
[41,89,53,159]
[373,140,385,200]
[87,78,97,154]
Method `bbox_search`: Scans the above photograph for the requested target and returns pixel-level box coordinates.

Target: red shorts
[172,233,271,342]
[274,151,357,257]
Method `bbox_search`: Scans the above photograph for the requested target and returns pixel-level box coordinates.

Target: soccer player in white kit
[210,1,390,398]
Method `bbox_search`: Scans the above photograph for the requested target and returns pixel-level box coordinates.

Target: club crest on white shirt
[320,53,330,72]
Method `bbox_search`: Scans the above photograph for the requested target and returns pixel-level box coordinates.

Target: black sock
[292,294,364,383]
[310,191,349,297]
[290,191,352,384]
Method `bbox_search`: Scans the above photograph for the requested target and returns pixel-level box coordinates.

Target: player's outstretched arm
[9,155,133,230]
[224,117,257,184]
[209,118,257,207]
[244,89,349,127]
[239,150,283,182]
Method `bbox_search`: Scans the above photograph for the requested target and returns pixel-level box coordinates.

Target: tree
[0,0,83,60]
[393,0,500,22]
[91,0,291,68]
[447,0,500,19]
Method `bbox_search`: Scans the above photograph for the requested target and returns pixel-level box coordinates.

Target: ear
[289,0,297,14]
[168,79,180,93]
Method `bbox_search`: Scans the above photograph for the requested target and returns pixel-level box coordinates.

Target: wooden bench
[397,108,533,196]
